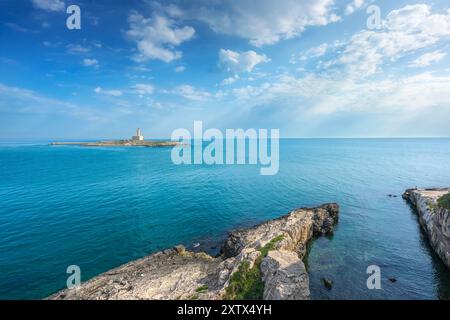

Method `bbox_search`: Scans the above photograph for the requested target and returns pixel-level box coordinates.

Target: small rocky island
[403,188,450,269]
[49,128,180,148]
[49,204,339,300]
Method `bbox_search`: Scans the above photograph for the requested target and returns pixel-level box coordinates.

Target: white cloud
[174,66,186,72]
[219,49,270,74]
[82,59,99,68]
[160,0,340,47]
[229,71,450,116]
[94,87,123,97]
[345,0,365,16]
[409,50,447,68]
[66,44,90,54]
[221,76,238,86]
[322,4,450,77]
[132,84,155,96]
[31,0,65,12]
[303,43,329,60]
[171,85,211,101]
[224,6,450,116]
[291,43,330,63]
[125,12,195,63]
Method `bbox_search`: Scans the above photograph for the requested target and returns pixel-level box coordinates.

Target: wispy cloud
[409,50,447,68]
[66,44,90,54]
[82,58,99,68]
[94,87,123,97]
[0,83,99,120]
[4,22,36,33]
[31,0,65,12]
[169,85,211,101]
[132,84,155,96]
[174,66,186,73]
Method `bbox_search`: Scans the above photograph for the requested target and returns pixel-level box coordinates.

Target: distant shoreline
[49,140,180,148]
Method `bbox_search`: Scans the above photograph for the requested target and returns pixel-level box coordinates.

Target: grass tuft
[195,285,209,293]
[437,193,450,211]
[224,234,285,300]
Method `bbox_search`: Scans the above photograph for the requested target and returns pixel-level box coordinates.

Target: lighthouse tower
[132,128,144,141]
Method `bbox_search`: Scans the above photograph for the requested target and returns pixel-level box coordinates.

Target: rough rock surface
[222,203,339,259]
[403,188,450,269]
[49,204,339,300]
[260,250,310,300]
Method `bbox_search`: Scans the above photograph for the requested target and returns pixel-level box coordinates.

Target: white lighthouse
[132,128,144,141]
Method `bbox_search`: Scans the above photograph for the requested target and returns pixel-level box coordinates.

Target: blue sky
[1,0,450,139]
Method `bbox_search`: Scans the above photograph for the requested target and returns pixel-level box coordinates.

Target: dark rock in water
[322,278,333,290]
[387,194,398,198]
[389,278,397,283]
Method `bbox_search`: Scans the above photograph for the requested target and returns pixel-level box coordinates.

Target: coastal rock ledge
[403,188,450,269]
[49,204,339,300]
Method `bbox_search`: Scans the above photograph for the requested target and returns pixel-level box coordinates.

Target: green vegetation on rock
[195,285,209,293]
[437,193,450,211]
[259,235,285,257]
[224,235,285,300]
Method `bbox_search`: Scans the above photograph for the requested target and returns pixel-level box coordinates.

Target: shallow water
[0,139,449,299]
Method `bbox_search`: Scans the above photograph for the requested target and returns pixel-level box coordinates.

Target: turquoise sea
[0,139,449,300]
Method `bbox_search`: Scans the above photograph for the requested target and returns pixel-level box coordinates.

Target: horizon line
[1,136,450,141]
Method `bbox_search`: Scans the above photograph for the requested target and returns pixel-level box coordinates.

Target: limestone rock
[222,203,339,259]
[403,188,450,269]
[260,250,310,300]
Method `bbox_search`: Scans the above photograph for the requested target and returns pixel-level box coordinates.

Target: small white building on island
[132,128,144,141]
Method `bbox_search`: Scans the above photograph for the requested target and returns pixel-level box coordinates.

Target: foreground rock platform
[403,188,450,269]
[49,204,339,300]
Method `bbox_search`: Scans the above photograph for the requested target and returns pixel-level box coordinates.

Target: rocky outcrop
[49,204,339,300]
[222,203,339,259]
[260,250,310,300]
[403,188,450,269]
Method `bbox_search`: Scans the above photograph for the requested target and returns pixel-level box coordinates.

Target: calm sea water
[0,139,449,300]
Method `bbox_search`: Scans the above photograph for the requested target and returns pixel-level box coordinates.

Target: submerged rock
[403,188,450,269]
[48,203,339,300]
[322,278,333,290]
